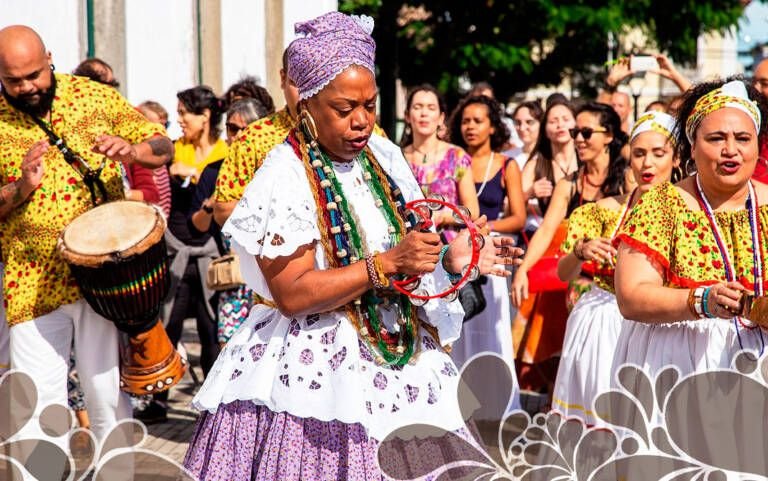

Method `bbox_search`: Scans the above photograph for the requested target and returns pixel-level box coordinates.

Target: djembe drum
[57,201,185,395]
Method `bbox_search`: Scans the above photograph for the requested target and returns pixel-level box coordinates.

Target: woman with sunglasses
[551,111,678,425]
[224,98,274,145]
[448,95,526,394]
[613,79,768,391]
[511,102,628,398]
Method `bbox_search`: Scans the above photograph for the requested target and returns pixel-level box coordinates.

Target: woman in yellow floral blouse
[551,111,679,425]
[614,78,768,382]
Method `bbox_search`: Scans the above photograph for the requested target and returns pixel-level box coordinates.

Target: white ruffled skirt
[191,304,466,441]
[552,286,623,425]
[450,274,521,414]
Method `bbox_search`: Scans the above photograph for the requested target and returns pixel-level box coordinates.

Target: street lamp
[627,72,647,121]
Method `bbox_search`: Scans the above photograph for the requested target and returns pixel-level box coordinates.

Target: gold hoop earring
[299,109,319,145]
[671,166,683,183]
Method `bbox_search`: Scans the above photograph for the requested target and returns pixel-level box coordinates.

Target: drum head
[60,201,164,262]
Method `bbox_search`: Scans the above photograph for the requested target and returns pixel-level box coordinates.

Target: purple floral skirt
[184,401,481,481]
[184,401,382,480]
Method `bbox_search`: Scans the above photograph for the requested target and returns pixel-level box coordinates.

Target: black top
[168,159,224,247]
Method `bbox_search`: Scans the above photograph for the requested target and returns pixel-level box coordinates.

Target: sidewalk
[140,318,203,463]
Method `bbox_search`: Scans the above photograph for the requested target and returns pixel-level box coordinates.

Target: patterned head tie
[286,12,376,101]
[630,111,677,145]
[684,80,761,144]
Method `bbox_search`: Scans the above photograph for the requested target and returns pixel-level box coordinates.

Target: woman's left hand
[444,215,523,278]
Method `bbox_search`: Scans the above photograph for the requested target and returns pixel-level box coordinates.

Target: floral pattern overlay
[377,351,768,480]
[0,370,195,480]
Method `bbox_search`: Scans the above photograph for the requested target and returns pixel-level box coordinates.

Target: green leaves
[341,0,748,105]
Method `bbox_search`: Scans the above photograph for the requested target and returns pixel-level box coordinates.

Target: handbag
[206,253,246,291]
[459,275,487,322]
[526,256,568,293]
[521,217,569,294]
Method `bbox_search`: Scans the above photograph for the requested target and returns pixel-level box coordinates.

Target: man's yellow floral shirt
[0,73,165,325]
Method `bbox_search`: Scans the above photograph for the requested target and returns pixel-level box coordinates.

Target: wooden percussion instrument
[58,201,185,395]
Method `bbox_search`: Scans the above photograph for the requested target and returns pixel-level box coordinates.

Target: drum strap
[27,114,109,206]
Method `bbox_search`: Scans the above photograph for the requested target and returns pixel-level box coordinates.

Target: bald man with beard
[752,58,768,184]
[0,25,173,447]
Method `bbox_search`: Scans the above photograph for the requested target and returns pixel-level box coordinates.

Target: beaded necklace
[608,188,637,240]
[289,129,420,366]
[694,174,765,353]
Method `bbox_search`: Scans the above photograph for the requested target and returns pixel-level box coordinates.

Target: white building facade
[0,0,337,138]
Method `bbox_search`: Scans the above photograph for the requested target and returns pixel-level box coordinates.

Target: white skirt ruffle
[552,286,623,425]
[191,304,465,441]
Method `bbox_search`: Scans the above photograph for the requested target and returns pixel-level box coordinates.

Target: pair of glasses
[226,122,244,135]
[569,127,607,140]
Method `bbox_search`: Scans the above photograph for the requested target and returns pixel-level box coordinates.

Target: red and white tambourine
[392,196,483,306]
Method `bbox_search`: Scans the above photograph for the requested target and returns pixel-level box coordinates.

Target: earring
[671,166,683,183]
[298,109,319,146]
[50,64,55,71]
[684,159,697,177]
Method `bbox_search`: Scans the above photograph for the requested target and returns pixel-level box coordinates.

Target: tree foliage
[340,0,749,102]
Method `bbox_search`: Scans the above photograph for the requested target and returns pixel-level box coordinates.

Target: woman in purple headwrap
[182,12,521,480]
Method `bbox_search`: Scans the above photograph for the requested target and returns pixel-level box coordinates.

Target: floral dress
[613,181,768,379]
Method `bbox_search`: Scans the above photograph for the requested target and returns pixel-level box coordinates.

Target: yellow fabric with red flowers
[0,74,165,325]
[560,202,622,293]
[614,182,768,290]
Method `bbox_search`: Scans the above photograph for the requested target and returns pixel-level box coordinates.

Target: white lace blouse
[192,134,466,440]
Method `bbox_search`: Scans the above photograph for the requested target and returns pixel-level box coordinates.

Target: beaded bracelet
[365,253,385,290]
[574,238,590,261]
[701,286,714,318]
[372,253,390,288]
[438,245,462,284]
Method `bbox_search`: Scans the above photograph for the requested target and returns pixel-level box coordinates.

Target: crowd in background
[11,45,768,430]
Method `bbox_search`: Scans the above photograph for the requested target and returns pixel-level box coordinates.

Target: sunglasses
[226,122,244,135]
[569,127,607,140]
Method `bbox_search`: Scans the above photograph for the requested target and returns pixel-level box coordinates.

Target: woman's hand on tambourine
[510,267,529,308]
[444,215,523,278]
[380,231,442,276]
[705,281,745,319]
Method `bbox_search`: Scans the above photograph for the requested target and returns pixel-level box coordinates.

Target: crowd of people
[2,9,768,481]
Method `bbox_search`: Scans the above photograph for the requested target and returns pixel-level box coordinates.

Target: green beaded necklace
[291,130,420,366]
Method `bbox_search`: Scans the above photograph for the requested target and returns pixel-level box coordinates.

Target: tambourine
[739,293,768,328]
[391,195,483,306]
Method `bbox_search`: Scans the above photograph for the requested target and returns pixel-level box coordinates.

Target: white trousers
[9,299,131,441]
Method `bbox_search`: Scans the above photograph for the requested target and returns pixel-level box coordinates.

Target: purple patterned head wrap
[286,12,376,100]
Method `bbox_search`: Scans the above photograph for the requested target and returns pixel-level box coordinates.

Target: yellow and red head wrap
[684,80,761,144]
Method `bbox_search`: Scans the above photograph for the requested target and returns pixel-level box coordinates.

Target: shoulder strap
[27,113,108,206]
